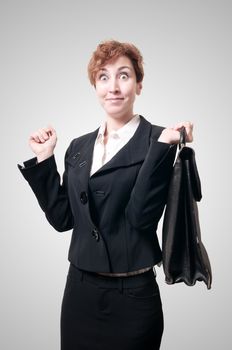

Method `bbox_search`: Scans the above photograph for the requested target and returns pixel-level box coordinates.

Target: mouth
[106,98,124,101]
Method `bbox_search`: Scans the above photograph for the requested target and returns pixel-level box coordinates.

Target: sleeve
[125,140,177,230]
[17,142,74,232]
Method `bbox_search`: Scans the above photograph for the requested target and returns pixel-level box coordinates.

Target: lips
[106,98,124,101]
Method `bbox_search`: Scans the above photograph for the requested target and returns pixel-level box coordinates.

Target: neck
[105,111,136,134]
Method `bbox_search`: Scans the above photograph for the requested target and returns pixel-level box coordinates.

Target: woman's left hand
[158,121,194,144]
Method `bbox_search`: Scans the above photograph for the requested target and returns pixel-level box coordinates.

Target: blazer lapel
[70,128,98,185]
[91,115,152,177]
[70,115,152,188]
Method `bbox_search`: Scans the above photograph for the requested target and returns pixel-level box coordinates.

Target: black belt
[68,263,157,289]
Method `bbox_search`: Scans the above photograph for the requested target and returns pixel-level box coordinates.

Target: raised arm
[18,126,74,232]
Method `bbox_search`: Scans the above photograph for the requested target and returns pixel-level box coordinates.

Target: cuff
[17,155,56,181]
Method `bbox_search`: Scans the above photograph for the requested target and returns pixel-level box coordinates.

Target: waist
[96,266,153,277]
[68,264,156,289]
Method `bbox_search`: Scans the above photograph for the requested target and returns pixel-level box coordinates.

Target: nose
[108,78,120,93]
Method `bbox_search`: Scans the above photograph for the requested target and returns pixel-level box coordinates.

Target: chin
[104,107,131,117]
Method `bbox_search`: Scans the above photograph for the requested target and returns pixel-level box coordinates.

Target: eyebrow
[99,66,132,72]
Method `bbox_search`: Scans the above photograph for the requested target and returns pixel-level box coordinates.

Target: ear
[136,82,143,95]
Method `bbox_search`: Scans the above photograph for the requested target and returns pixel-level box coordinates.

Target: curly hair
[87,39,144,86]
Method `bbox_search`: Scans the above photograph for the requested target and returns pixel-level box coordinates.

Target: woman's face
[95,55,142,120]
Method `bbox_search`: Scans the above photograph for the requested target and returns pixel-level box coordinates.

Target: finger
[29,132,42,143]
[30,130,47,143]
[45,125,57,138]
[184,121,194,132]
[173,121,192,131]
[46,124,55,132]
[183,123,194,142]
[39,128,51,140]
[35,129,49,143]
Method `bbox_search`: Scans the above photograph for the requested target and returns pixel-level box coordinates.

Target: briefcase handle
[179,126,187,149]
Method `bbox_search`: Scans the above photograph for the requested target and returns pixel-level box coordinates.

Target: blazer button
[92,228,100,241]
[80,191,88,204]
[72,152,80,159]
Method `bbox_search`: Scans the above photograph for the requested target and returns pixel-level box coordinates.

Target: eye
[98,74,108,81]
[119,72,129,80]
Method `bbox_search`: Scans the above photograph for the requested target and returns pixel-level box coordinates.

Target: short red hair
[87,39,144,86]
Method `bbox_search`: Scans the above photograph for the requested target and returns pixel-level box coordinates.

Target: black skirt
[61,264,164,350]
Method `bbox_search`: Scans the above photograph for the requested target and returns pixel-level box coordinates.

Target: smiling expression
[95,55,142,120]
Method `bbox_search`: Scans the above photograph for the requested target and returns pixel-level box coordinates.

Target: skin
[29,54,193,161]
[94,55,142,135]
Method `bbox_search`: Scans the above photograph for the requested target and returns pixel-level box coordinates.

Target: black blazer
[18,115,176,273]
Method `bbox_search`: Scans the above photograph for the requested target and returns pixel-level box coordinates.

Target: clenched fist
[29,126,57,163]
[158,121,193,144]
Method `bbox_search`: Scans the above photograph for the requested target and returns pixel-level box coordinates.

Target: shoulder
[151,124,165,139]
[72,129,98,146]
[140,115,165,141]
[66,127,99,153]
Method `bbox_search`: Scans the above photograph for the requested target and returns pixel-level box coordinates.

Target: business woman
[18,40,193,350]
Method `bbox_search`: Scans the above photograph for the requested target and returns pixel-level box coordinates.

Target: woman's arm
[125,121,193,230]
[18,127,74,232]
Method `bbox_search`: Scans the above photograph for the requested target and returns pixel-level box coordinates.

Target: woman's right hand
[29,126,57,163]
[158,121,193,144]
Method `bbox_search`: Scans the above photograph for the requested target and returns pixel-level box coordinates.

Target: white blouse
[90,114,140,176]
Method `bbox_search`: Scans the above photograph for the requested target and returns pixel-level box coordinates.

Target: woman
[18,40,193,350]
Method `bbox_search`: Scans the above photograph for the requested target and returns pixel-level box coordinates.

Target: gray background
[1,0,231,349]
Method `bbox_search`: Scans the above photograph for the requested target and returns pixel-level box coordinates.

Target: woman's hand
[158,121,193,144]
[29,126,57,163]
